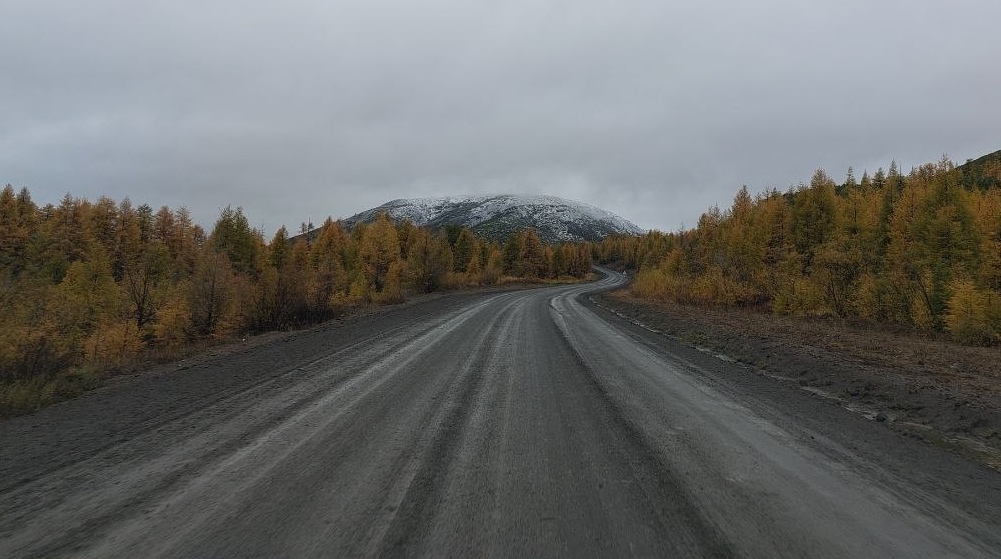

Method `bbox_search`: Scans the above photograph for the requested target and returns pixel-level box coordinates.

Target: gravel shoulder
[0,289,501,492]
[592,290,1001,471]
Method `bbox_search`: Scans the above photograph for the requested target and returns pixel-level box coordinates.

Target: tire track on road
[372,296,522,558]
[548,288,736,558]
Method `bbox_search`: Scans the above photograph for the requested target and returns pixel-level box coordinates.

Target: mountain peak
[343,194,644,243]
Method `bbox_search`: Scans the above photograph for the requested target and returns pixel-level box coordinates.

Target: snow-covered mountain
[342,195,645,243]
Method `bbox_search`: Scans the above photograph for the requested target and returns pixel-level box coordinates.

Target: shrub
[945,279,1000,345]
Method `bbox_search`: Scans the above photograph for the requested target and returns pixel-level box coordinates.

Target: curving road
[1,271,999,558]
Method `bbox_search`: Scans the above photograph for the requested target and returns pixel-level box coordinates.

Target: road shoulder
[581,289,1001,526]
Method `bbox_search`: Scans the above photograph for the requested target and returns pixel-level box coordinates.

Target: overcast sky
[3,0,1000,235]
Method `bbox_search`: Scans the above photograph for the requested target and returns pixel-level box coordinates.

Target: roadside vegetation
[595,152,1001,346]
[0,190,591,417]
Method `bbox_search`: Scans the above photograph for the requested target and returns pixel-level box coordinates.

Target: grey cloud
[2,0,999,235]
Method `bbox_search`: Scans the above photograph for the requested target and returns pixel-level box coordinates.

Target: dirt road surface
[2,271,999,558]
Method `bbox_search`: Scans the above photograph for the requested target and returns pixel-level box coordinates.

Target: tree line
[0,189,591,413]
[595,157,1001,346]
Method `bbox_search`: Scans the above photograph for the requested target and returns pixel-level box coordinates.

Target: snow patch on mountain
[344,195,645,243]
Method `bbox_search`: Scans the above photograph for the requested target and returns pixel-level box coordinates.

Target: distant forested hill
[958,149,1001,191]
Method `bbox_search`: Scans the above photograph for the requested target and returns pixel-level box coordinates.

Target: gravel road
[2,271,999,558]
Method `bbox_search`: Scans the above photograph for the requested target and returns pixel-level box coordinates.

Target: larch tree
[519,228,546,278]
[357,213,400,293]
[452,228,477,273]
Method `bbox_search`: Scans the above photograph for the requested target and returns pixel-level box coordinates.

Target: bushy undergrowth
[0,367,104,418]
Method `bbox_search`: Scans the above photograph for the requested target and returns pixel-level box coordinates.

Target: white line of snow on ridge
[369,195,644,237]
